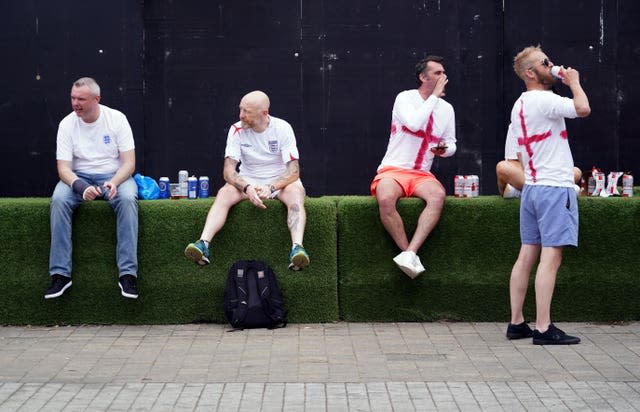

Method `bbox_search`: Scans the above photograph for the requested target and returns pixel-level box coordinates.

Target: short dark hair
[415,55,444,84]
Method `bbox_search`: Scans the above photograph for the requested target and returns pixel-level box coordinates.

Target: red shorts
[370,166,441,197]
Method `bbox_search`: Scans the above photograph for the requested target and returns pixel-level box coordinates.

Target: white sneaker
[503,184,521,199]
[393,251,424,279]
[412,254,426,275]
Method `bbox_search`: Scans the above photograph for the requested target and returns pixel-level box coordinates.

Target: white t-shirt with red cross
[505,90,578,187]
[225,115,300,180]
[56,105,135,174]
[377,89,456,173]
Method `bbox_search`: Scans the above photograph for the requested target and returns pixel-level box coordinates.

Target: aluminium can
[463,175,479,197]
[622,173,634,197]
[454,175,464,197]
[158,177,170,199]
[188,176,198,199]
[178,170,188,197]
[198,176,210,198]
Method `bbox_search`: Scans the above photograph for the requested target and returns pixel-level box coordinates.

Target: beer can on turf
[198,176,209,198]
[454,175,464,197]
[587,174,595,196]
[622,173,634,197]
[469,175,479,197]
[178,170,188,197]
[188,176,198,199]
[159,177,170,199]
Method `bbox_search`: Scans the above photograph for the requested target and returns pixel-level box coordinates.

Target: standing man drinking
[505,45,590,344]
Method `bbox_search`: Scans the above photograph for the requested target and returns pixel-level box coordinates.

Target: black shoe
[506,321,534,339]
[44,274,72,299]
[532,324,580,345]
[118,275,139,299]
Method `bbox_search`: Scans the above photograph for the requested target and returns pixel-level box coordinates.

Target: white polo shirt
[56,104,135,174]
[225,115,300,180]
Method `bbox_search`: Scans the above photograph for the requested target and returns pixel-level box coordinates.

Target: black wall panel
[0,0,144,196]
[0,0,636,196]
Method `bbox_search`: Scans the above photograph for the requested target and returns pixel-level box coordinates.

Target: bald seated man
[185,91,310,270]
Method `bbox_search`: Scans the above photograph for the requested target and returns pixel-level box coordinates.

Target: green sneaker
[184,240,210,266]
[289,244,310,271]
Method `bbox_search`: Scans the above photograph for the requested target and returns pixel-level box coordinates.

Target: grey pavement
[0,322,639,411]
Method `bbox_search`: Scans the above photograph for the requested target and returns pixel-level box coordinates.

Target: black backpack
[224,260,287,329]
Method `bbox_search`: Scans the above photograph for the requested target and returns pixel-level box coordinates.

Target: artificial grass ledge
[0,195,638,325]
[0,197,338,325]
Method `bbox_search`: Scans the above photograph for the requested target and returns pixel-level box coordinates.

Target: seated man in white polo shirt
[184,90,310,270]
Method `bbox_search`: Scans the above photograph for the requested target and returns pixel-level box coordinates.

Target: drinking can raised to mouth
[199,176,210,198]
[159,177,170,199]
[188,176,198,199]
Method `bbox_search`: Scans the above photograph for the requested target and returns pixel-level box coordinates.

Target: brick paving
[0,322,639,411]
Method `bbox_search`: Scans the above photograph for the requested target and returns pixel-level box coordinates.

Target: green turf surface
[0,197,338,325]
[337,196,640,322]
[0,194,638,325]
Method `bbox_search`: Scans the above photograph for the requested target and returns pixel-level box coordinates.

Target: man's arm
[100,149,135,200]
[57,159,103,201]
[563,67,591,117]
[222,156,267,209]
[262,159,300,196]
[222,157,250,191]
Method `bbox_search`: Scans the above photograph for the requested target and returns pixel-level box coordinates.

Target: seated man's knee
[377,193,398,215]
[496,160,509,178]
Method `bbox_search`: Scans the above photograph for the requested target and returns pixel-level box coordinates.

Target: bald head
[239,90,271,131]
[240,90,270,112]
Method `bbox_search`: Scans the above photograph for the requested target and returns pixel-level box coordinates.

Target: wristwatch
[270,184,276,193]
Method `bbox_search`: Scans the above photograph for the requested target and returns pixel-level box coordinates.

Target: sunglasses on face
[528,58,551,70]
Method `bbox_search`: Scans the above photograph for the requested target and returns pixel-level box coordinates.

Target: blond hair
[513,45,542,81]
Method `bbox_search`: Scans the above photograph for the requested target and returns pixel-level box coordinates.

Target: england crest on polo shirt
[268,140,278,153]
[103,135,111,144]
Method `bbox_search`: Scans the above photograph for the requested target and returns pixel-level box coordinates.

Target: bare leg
[573,167,582,185]
[406,180,445,253]
[375,178,409,251]
[496,159,525,195]
[509,243,541,325]
[534,246,563,332]
[276,181,307,246]
[199,183,244,241]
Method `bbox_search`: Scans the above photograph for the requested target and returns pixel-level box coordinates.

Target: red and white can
[590,170,605,196]
[622,173,634,197]
[463,175,479,197]
[454,175,465,197]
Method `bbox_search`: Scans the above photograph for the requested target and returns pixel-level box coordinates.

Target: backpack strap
[229,262,249,329]
[255,263,287,329]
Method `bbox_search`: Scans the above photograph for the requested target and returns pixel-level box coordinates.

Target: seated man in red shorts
[371,56,457,278]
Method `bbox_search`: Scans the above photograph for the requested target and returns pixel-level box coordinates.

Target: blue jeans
[49,172,139,278]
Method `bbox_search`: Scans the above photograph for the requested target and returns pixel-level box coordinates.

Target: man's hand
[245,185,267,209]
[254,184,272,200]
[432,74,448,98]
[103,181,117,200]
[561,66,580,87]
[430,143,448,156]
[83,185,103,201]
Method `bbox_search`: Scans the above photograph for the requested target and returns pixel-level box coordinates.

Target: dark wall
[1,0,637,197]
[0,0,144,196]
